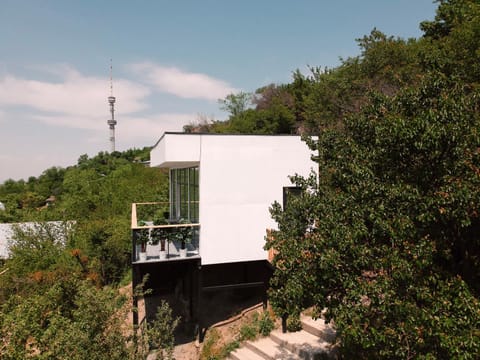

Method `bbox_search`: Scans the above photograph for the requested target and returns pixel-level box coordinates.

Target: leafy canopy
[267,1,480,357]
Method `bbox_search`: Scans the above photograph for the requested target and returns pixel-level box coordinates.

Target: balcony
[131,202,200,264]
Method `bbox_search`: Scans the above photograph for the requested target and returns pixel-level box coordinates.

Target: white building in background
[0,224,10,259]
[0,221,75,260]
[131,133,317,334]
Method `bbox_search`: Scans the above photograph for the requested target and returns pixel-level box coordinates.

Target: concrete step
[245,336,300,360]
[300,315,336,343]
[228,315,337,360]
[270,329,330,359]
[229,346,269,360]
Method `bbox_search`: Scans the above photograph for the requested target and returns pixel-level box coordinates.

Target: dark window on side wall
[283,186,302,210]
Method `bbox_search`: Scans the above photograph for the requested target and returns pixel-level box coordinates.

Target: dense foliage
[138,300,180,360]
[3,0,480,357]
[0,148,167,286]
[0,149,171,358]
[0,217,132,358]
[0,277,130,359]
[266,0,480,358]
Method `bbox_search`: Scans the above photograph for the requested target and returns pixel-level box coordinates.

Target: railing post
[196,261,204,342]
[131,228,136,263]
[132,264,140,350]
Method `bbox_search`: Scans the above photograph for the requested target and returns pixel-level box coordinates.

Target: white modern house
[131,133,316,335]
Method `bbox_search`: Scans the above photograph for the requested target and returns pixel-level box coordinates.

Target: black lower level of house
[132,259,273,342]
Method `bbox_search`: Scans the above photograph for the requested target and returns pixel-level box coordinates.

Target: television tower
[107,60,117,152]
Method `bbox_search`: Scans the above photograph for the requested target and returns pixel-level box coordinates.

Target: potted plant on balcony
[170,218,193,258]
[151,217,170,260]
[136,221,150,262]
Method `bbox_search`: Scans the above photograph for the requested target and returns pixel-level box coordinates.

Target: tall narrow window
[283,186,302,210]
[170,167,199,222]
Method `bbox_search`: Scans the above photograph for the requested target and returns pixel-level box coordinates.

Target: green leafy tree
[218,92,253,117]
[0,222,78,302]
[1,148,168,287]
[0,226,180,359]
[420,0,480,83]
[267,73,480,358]
[34,167,66,198]
[140,300,180,360]
[301,28,423,134]
[72,218,131,285]
[0,278,130,360]
[0,219,130,359]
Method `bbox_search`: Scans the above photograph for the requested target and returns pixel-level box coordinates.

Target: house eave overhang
[150,133,201,169]
[156,161,200,169]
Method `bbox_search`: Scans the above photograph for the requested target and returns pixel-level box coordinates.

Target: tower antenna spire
[107,59,117,152]
[110,59,113,96]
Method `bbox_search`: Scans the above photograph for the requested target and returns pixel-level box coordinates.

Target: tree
[35,167,66,198]
[0,221,78,302]
[301,29,423,134]
[267,73,480,358]
[420,0,475,39]
[139,300,180,360]
[218,92,252,117]
[0,278,131,359]
[0,221,180,359]
[420,0,480,83]
[0,220,123,358]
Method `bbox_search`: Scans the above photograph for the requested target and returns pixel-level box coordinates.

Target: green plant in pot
[136,220,150,261]
[169,218,193,258]
[151,217,170,259]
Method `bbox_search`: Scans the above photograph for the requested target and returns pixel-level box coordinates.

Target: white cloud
[32,114,104,131]
[0,110,6,124]
[130,62,237,101]
[0,67,150,117]
[32,112,193,145]
[0,63,226,182]
[115,113,194,144]
[122,113,193,136]
[0,151,75,182]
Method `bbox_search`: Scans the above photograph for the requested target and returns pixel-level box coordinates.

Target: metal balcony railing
[131,202,200,263]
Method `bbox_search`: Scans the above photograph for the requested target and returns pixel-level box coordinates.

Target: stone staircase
[229,315,337,360]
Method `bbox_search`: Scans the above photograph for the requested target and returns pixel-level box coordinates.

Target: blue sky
[0,0,437,182]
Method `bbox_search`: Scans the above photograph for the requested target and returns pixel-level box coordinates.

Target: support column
[132,265,142,327]
[195,261,204,342]
[262,261,269,309]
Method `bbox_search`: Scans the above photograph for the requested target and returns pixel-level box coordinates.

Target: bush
[257,311,275,337]
[0,279,130,360]
[239,322,257,341]
[200,328,222,360]
[142,300,180,360]
[200,310,276,360]
[286,312,302,333]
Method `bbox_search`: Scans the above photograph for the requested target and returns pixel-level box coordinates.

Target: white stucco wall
[0,221,75,259]
[151,133,201,168]
[0,224,11,259]
[151,133,316,265]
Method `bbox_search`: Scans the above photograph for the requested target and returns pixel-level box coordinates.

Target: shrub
[143,300,180,360]
[257,311,275,337]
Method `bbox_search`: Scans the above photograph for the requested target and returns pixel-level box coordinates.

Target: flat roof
[151,132,304,150]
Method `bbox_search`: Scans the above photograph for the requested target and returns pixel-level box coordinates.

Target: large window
[170,167,199,222]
